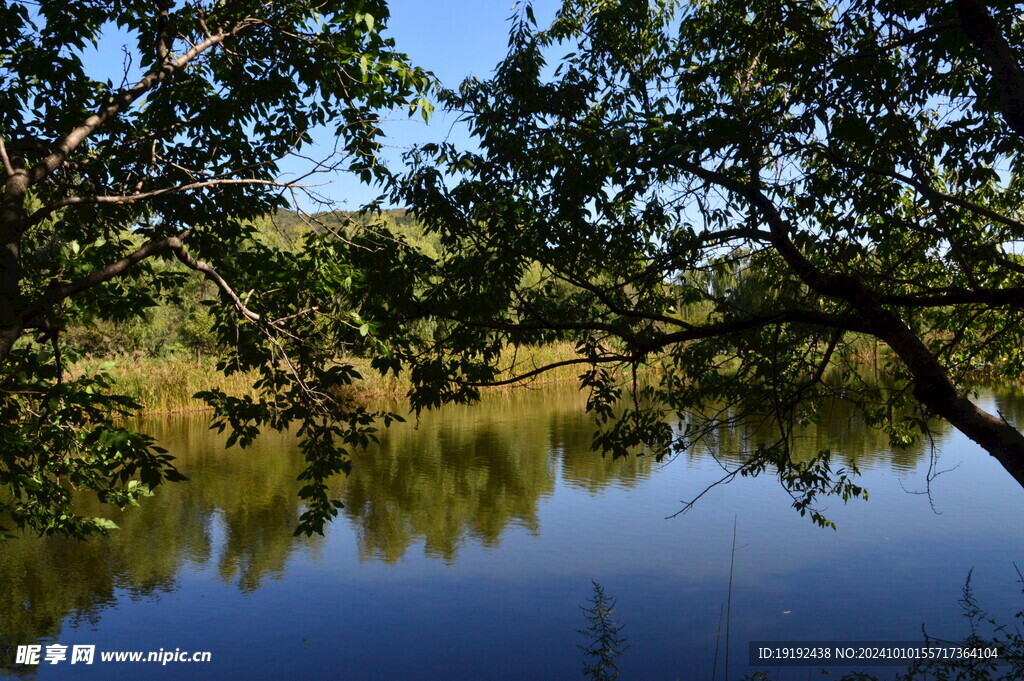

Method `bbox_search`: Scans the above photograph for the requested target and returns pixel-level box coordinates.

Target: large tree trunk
[875,306,1024,488]
[0,174,27,365]
[933,394,1024,488]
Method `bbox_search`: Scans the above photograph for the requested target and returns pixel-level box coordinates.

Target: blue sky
[321,0,561,208]
[389,1,553,94]
[76,1,564,210]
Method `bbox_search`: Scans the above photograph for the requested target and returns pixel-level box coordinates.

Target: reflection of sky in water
[2,387,1023,681]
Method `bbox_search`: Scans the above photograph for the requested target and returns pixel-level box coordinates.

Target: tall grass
[337,341,592,400]
[72,356,261,414]
[72,342,589,415]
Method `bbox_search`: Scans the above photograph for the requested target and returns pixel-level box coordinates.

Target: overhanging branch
[23,178,317,232]
[29,17,261,188]
[464,355,631,387]
[22,232,262,326]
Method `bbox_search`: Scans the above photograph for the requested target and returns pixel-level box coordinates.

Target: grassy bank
[72,342,589,415]
[72,356,262,414]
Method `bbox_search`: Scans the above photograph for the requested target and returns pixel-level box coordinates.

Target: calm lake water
[3,385,1024,680]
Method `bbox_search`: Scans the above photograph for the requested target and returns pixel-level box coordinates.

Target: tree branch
[464,355,630,387]
[28,18,260,189]
[634,309,872,354]
[879,285,1024,307]
[23,178,316,231]
[663,156,872,304]
[810,142,1024,235]
[0,137,14,178]
[957,0,1024,137]
[25,235,187,320]
[167,239,261,323]
[830,20,960,68]
[22,231,263,328]
[655,154,1024,487]
[155,0,171,64]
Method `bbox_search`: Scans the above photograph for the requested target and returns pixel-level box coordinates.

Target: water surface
[2,385,1024,680]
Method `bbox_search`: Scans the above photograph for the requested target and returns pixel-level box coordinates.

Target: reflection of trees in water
[130,416,321,591]
[0,416,318,655]
[341,389,575,562]
[0,382,966,655]
[339,387,662,562]
[554,401,653,493]
[0,518,184,675]
[995,388,1024,434]
[684,390,942,474]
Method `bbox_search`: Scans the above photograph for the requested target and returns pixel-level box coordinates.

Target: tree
[0,0,430,537]
[360,0,1024,523]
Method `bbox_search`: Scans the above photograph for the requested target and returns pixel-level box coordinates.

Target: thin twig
[725,516,738,681]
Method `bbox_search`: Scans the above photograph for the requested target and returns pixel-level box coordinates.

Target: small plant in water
[578,580,630,681]
[744,567,1024,681]
[897,567,1024,681]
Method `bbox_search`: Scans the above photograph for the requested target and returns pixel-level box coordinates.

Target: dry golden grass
[72,356,261,414]
[72,342,589,415]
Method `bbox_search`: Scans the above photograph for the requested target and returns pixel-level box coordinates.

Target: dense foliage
[0,0,429,537]
[11,0,1024,539]
[59,210,420,360]
[359,0,1024,523]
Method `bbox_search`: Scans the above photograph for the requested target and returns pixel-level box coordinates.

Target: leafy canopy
[0,0,429,538]
[359,0,1024,524]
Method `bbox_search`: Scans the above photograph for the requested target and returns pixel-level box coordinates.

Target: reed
[71,342,589,415]
[72,356,262,414]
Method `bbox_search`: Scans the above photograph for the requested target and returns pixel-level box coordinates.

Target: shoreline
[73,342,590,416]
